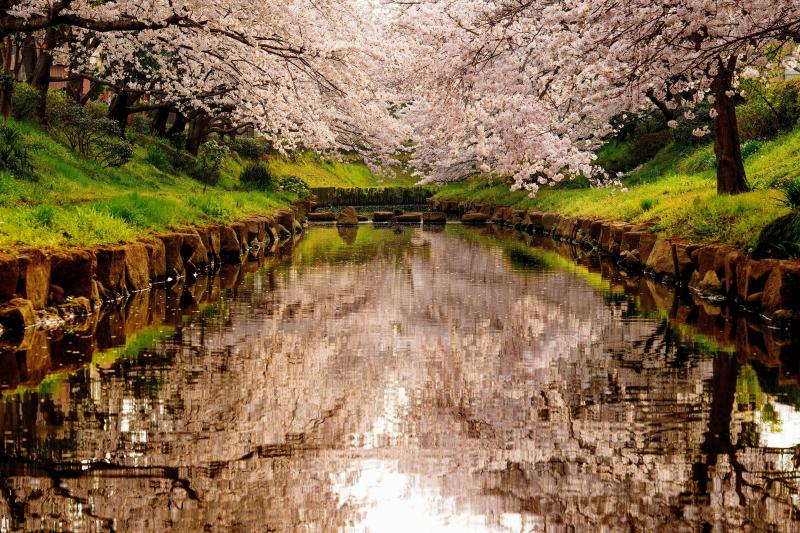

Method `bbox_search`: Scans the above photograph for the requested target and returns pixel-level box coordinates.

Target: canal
[0,225,798,531]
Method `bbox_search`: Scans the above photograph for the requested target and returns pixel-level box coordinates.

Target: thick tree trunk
[645,89,675,123]
[167,111,187,136]
[187,114,212,155]
[66,75,83,103]
[151,106,170,136]
[20,36,37,83]
[31,28,59,124]
[107,90,140,135]
[712,58,749,195]
[80,80,100,106]
[12,41,21,78]
[0,82,11,118]
[1,37,12,70]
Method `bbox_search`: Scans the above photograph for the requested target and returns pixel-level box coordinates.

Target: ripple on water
[0,225,798,531]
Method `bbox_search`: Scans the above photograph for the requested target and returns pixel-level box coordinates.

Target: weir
[310,186,436,207]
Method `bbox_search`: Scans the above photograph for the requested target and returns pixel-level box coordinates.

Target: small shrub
[168,131,187,151]
[780,177,800,211]
[278,175,310,197]
[191,140,229,191]
[48,101,134,167]
[130,113,151,133]
[240,163,274,191]
[94,138,135,168]
[640,198,656,212]
[11,82,39,120]
[45,90,69,117]
[740,140,763,160]
[84,101,109,119]
[145,146,172,172]
[0,123,35,179]
[752,213,800,259]
[228,137,271,159]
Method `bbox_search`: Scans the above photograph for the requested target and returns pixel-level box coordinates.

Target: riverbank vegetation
[435,78,800,254]
[0,112,393,251]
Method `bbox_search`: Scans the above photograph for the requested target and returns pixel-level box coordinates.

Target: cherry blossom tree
[2,0,406,158]
[391,0,800,195]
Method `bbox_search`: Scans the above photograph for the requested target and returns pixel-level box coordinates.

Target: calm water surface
[0,225,799,532]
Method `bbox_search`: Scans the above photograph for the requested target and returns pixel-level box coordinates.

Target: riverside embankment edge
[430,198,800,329]
[0,200,315,335]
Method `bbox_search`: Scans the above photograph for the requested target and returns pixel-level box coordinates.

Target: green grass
[0,118,422,251]
[266,151,418,188]
[0,119,296,251]
[435,126,800,249]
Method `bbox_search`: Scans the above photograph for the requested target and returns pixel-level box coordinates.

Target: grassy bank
[267,151,417,188]
[434,126,800,249]
[0,119,402,251]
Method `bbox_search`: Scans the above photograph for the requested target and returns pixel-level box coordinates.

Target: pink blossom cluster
[387,0,800,194]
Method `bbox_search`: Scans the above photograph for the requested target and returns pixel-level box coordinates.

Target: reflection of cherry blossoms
[0,227,797,531]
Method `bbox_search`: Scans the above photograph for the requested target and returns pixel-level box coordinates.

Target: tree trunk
[31,28,59,124]
[1,37,12,70]
[645,89,675,123]
[66,75,83,103]
[107,89,140,135]
[12,40,21,78]
[712,57,749,195]
[0,82,11,118]
[168,111,187,136]
[187,114,211,155]
[20,35,37,83]
[151,106,170,136]
[80,80,100,106]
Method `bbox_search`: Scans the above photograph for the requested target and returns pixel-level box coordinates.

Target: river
[0,225,798,531]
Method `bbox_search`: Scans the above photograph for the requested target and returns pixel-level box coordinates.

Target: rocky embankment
[0,201,313,334]
[431,198,800,327]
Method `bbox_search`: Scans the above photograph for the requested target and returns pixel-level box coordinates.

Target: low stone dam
[310,186,436,207]
[0,224,797,531]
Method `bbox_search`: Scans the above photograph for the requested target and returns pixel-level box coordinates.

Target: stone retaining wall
[430,198,800,326]
[0,201,313,334]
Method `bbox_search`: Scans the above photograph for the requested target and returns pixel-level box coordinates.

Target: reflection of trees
[0,227,796,530]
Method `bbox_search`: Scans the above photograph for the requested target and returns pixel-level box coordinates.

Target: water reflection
[0,225,798,531]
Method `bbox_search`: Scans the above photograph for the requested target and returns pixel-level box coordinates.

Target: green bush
[191,140,229,191]
[740,140,763,160]
[168,131,187,151]
[48,100,134,167]
[640,198,656,212]
[738,79,800,142]
[130,113,151,133]
[239,163,274,191]
[11,82,39,120]
[145,146,171,172]
[780,176,800,211]
[95,139,134,168]
[228,137,271,159]
[278,175,310,197]
[629,130,672,162]
[752,213,800,259]
[670,103,714,147]
[594,139,638,175]
[0,123,35,179]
